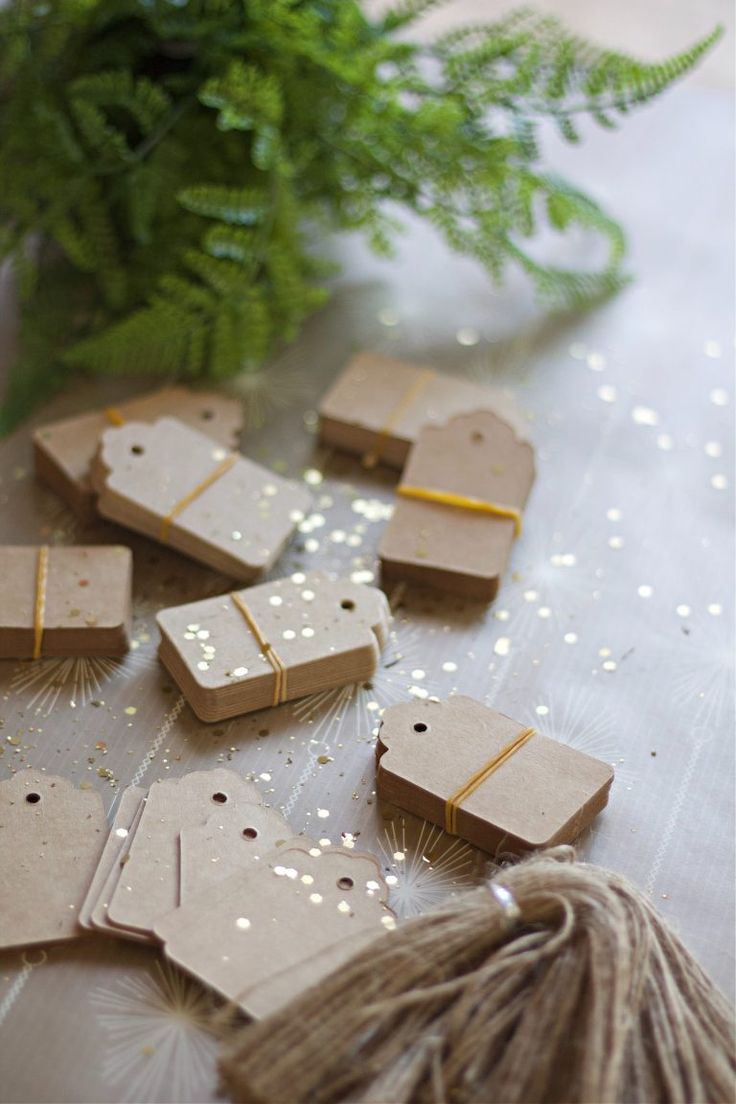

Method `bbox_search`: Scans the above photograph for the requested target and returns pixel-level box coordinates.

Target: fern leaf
[178,185,269,225]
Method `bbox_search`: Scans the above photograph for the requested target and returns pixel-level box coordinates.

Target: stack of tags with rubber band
[379,410,535,601]
[156,571,391,721]
[77,768,395,1018]
[318,352,528,470]
[90,417,312,580]
[376,697,614,854]
[0,544,132,659]
[33,385,244,521]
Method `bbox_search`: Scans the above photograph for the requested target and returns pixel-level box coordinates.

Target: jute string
[219,847,735,1104]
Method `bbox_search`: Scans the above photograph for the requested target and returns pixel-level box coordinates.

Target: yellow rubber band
[445,727,535,835]
[397,484,522,538]
[230,592,288,707]
[104,407,126,427]
[160,455,236,542]
[32,546,49,661]
[363,368,435,469]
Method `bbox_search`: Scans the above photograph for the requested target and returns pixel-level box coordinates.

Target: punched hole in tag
[212,791,228,804]
[336,876,354,891]
[25,792,41,804]
[130,445,145,456]
[413,722,429,733]
[242,827,259,840]
[340,599,355,611]
[471,431,484,444]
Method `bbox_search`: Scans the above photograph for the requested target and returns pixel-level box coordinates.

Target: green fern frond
[0,0,721,431]
[178,185,269,225]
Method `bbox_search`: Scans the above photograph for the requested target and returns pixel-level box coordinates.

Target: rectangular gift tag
[379,410,535,601]
[78,785,145,933]
[156,847,395,1019]
[106,770,264,937]
[0,770,108,950]
[318,352,528,470]
[376,697,614,854]
[88,788,154,943]
[90,417,311,581]
[0,545,132,659]
[156,571,391,722]
[33,385,243,520]
[179,803,295,901]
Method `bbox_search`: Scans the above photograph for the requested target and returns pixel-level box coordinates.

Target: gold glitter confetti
[236,917,251,930]
[124,706,137,716]
[597,385,617,403]
[456,326,479,346]
[631,406,659,426]
[494,637,511,656]
[638,585,654,598]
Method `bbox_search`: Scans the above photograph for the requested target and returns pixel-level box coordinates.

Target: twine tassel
[219,847,735,1104]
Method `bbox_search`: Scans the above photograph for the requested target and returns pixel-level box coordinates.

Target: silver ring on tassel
[489,882,521,930]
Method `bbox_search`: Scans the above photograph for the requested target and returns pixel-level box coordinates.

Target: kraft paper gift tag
[156,847,395,1019]
[0,545,132,659]
[90,417,311,581]
[318,352,528,470]
[0,770,108,950]
[179,803,295,901]
[379,410,535,601]
[33,385,243,520]
[106,770,263,938]
[156,571,391,722]
[376,697,614,854]
[79,786,147,937]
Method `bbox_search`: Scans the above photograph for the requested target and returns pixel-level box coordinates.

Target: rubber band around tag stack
[230,592,288,708]
[104,407,126,427]
[159,454,237,542]
[445,727,535,834]
[32,545,50,661]
[362,369,435,469]
[397,485,523,538]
